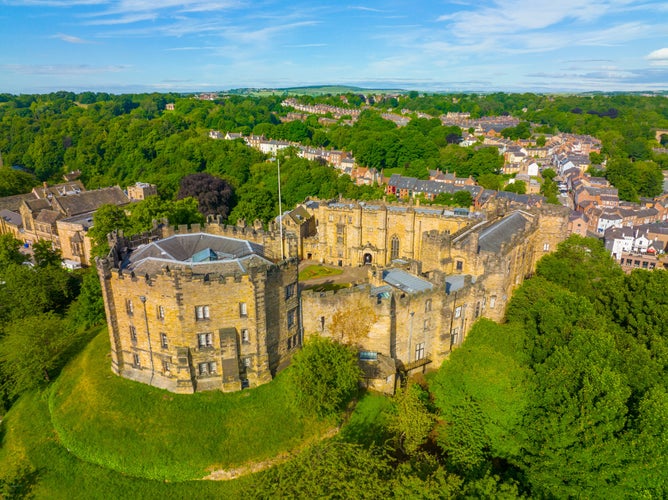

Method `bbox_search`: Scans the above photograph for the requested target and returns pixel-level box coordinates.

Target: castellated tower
[97,229,299,393]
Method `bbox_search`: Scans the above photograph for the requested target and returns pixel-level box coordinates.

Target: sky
[1,0,667,94]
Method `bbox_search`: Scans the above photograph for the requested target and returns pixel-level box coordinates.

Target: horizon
[1,1,667,94]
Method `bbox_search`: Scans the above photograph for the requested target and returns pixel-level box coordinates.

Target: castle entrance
[364,253,373,264]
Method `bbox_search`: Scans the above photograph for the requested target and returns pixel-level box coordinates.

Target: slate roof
[0,192,37,212]
[382,269,434,294]
[478,212,531,253]
[0,209,22,227]
[52,186,129,217]
[125,233,269,276]
[35,209,62,225]
[445,275,468,294]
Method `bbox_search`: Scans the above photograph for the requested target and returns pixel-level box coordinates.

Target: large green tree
[288,336,361,419]
[0,312,75,396]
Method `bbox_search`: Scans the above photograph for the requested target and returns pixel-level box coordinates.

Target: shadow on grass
[339,391,393,448]
[0,466,42,500]
[302,280,351,293]
[51,325,104,383]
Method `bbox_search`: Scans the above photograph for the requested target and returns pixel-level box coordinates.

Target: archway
[364,253,373,264]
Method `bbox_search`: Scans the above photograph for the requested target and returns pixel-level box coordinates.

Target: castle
[97,198,569,394]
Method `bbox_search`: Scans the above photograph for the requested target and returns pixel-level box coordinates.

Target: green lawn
[298,265,343,281]
[0,331,393,498]
[47,331,331,481]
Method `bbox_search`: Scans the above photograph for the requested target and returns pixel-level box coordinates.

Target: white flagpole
[278,157,284,260]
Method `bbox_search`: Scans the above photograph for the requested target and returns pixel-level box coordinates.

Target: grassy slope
[47,331,330,481]
[0,391,256,499]
[0,329,392,498]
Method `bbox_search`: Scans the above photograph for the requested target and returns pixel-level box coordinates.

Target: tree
[329,304,377,346]
[242,441,395,499]
[504,180,526,194]
[88,204,131,257]
[0,234,26,267]
[66,268,105,331]
[177,172,234,219]
[0,312,75,397]
[386,382,436,455]
[32,239,62,268]
[288,336,361,419]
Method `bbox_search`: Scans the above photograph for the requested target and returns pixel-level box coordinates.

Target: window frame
[197,332,213,349]
[195,305,210,321]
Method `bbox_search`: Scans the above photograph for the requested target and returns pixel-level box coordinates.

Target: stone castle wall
[99,200,570,394]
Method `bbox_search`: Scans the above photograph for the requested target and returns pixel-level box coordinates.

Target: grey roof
[125,233,269,276]
[478,212,531,253]
[53,186,129,216]
[0,209,22,227]
[445,275,468,294]
[382,269,434,294]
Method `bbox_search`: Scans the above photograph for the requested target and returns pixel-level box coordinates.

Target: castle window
[456,260,463,272]
[162,360,170,373]
[241,329,250,344]
[285,283,296,300]
[160,333,168,349]
[243,357,252,368]
[198,333,213,349]
[287,337,292,349]
[423,319,431,331]
[415,342,425,361]
[454,306,462,318]
[126,299,134,316]
[451,328,459,344]
[129,326,137,342]
[195,305,210,321]
[390,235,400,260]
[489,296,497,309]
[157,305,165,320]
[198,361,217,375]
[133,353,140,367]
[239,302,248,317]
[543,242,550,251]
[287,308,297,329]
[475,301,481,318]
[425,299,432,313]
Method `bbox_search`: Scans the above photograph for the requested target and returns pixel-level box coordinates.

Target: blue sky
[1,0,667,94]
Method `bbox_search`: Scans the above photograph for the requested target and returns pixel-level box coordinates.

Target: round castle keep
[97,232,300,393]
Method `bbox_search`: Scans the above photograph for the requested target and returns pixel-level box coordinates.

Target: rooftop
[382,269,434,294]
[124,233,270,276]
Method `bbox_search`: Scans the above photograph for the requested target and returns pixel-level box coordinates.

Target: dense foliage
[0,234,105,411]
[2,91,665,222]
[288,336,361,419]
[430,236,668,497]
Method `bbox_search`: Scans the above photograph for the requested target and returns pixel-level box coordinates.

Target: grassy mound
[48,331,331,481]
[0,391,255,499]
[0,387,389,498]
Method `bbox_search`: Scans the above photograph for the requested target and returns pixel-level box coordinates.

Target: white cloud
[3,64,129,75]
[52,33,92,43]
[646,47,668,66]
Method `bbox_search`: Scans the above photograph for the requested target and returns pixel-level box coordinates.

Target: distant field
[227,85,407,97]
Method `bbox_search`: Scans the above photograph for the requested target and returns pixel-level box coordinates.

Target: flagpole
[278,157,284,260]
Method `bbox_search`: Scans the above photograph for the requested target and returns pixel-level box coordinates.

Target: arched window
[425,299,432,313]
[390,235,400,260]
